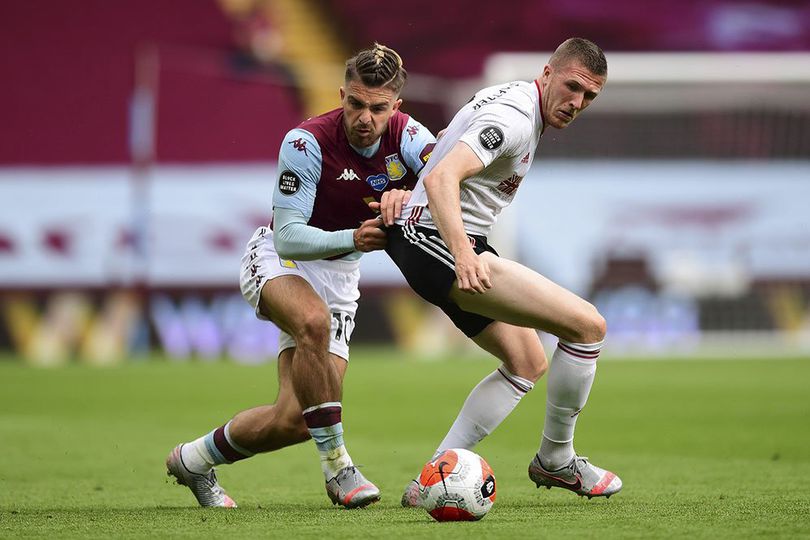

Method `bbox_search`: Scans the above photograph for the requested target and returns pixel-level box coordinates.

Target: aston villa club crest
[385,154,406,181]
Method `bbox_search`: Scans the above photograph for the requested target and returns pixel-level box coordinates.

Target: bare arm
[423,142,491,294]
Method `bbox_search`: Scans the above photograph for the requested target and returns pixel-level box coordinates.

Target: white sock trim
[302,402,342,415]
[224,420,255,457]
[497,364,535,394]
[541,431,574,444]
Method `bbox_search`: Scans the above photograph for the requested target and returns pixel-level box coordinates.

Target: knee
[507,350,548,382]
[584,306,607,343]
[568,304,607,345]
[518,356,548,383]
[534,356,549,380]
[293,306,331,347]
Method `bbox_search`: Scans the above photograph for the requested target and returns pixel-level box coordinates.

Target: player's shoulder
[280,126,322,166]
[384,110,413,142]
[390,109,412,129]
[469,81,535,117]
[294,108,343,141]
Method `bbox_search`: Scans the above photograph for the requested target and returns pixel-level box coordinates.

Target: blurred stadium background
[2,0,810,366]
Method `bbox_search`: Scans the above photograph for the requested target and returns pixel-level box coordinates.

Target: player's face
[540,60,605,130]
[340,80,402,148]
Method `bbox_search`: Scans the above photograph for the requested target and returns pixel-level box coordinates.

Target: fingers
[374,189,411,226]
[381,191,393,225]
[353,218,387,252]
[389,191,410,226]
[454,254,491,294]
[388,197,401,226]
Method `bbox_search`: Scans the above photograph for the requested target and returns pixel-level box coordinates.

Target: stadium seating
[0,0,303,164]
[324,0,810,77]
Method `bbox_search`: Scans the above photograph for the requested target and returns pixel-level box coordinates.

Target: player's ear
[339,86,346,102]
[392,98,402,112]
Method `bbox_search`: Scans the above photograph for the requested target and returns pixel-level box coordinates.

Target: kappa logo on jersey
[479,126,504,150]
[336,168,360,181]
[278,170,301,196]
[366,173,389,191]
[385,154,406,181]
[279,258,298,269]
[288,137,309,156]
[497,173,523,195]
[521,153,530,164]
[406,124,420,141]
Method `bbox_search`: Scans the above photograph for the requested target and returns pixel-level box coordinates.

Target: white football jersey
[396,80,544,236]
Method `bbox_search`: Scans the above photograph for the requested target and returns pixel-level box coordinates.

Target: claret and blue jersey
[272,108,436,233]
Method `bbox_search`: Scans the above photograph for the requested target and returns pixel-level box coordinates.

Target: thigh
[386,224,494,337]
[259,274,329,336]
[472,322,547,382]
[450,252,598,340]
[240,227,307,321]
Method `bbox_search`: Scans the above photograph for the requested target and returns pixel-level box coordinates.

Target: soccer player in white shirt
[384,38,623,501]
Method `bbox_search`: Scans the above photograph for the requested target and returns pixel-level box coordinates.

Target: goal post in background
[478,52,810,356]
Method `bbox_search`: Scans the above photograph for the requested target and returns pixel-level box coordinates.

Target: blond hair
[345,43,407,94]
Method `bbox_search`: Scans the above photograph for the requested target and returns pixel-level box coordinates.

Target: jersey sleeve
[458,104,532,168]
[399,117,436,175]
[273,207,355,261]
[272,128,322,219]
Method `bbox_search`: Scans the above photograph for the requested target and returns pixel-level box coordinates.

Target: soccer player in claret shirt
[382,38,623,503]
[166,43,436,509]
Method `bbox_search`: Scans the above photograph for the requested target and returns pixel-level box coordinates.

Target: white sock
[180,434,217,474]
[539,339,601,470]
[179,421,254,474]
[434,365,533,458]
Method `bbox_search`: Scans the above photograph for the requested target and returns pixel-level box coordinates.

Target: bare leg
[258,275,342,409]
[450,252,605,343]
[472,321,547,381]
[431,322,547,454]
[168,275,379,507]
[228,347,348,453]
[449,254,620,496]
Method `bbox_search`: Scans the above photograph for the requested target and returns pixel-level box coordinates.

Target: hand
[453,248,492,294]
[353,218,387,252]
[367,189,411,226]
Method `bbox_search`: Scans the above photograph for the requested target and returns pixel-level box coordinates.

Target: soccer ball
[417,448,496,521]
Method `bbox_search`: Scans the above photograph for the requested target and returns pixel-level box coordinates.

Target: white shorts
[239,226,360,361]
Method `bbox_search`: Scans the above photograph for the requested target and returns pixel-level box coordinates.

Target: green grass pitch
[1,350,809,538]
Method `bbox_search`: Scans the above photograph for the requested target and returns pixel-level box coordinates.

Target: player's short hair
[549,38,607,77]
[345,43,408,94]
